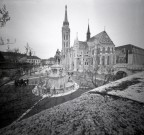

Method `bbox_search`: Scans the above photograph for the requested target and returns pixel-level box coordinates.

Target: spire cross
[104,26,106,31]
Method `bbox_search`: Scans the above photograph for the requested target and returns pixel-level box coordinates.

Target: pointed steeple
[74,32,79,45]
[63,5,69,26]
[87,19,91,41]
[76,32,78,41]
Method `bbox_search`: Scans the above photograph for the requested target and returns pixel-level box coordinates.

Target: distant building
[115,44,144,65]
[41,59,48,65]
[47,57,55,66]
[26,56,41,65]
[41,57,55,66]
[0,51,27,63]
[0,51,41,65]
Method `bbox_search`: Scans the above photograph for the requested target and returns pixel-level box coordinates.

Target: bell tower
[62,5,70,57]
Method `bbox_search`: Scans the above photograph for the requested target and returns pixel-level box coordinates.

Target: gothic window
[92,50,94,55]
[107,47,110,53]
[66,35,68,40]
[97,56,100,65]
[66,42,68,47]
[107,55,110,65]
[102,47,105,53]
[97,48,100,54]
[102,56,105,65]
[112,47,113,53]
[91,58,93,65]
[79,60,81,65]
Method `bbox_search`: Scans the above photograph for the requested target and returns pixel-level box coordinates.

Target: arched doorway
[115,71,127,80]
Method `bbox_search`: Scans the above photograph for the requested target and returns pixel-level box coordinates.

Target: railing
[114,63,144,70]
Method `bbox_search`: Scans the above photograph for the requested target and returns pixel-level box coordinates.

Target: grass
[105,78,141,92]
[22,88,90,120]
[0,85,41,129]
[1,94,144,135]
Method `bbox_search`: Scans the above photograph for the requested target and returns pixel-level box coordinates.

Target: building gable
[88,31,114,45]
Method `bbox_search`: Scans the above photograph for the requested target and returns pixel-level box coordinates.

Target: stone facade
[61,5,71,70]
[61,5,116,73]
[71,31,116,73]
[115,44,144,65]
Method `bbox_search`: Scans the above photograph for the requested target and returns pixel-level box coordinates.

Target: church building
[61,5,116,73]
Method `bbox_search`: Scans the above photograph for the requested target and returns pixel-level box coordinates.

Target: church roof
[78,41,88,50]
[88,31,114,45]
[27,56,40,59]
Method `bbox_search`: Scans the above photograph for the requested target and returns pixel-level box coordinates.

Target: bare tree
[0,5,10,27]
[25,42,34,56]
[13,48,20,53]
[25,43,29,55]
[103,66,115,85]
[76,50,115,89]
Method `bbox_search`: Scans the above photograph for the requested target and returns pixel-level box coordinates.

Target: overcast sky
[0,0,144,59]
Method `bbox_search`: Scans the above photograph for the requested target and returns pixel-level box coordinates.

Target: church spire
[87,19,91,41]
[63,5,69,26]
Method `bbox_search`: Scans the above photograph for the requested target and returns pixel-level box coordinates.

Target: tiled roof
[116,44,144,52]
[78,41,88,50]
[27,56,40,59]
[88,31,114,45]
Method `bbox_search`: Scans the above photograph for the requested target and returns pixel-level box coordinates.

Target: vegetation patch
[0,85,41,129]
[1,94,144,135]
[105,78,141,92]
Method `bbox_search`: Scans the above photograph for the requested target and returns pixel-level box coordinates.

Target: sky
[0,0,144,59]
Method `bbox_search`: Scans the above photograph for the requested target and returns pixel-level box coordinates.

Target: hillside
[0,72,144,135]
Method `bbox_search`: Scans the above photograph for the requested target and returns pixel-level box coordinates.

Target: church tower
[62,5,70,57]
[86,21,91,41]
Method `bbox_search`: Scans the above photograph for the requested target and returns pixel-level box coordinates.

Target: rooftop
[88,31,114,45]
[27,56,41,59]
[116,44,144,52]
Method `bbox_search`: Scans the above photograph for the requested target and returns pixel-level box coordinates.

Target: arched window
[97,56,100,65]
[91,58,93,65]
[112,47,113,53]
[92,50,94,55]
[102,56,105,65]
[107,47,110,53]
[102,47,105,53]
[107,55,110,65]
[97,48,100,54]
